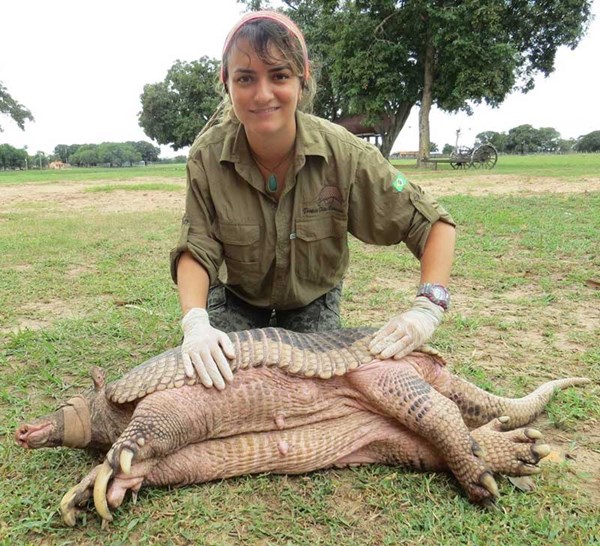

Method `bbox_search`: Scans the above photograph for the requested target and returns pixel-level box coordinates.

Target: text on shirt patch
[302,184,344,214]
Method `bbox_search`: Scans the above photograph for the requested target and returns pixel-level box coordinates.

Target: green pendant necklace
[252,148,294,194]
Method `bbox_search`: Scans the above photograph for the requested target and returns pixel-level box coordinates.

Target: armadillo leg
[348,363,497,504]
[104,391,210,475]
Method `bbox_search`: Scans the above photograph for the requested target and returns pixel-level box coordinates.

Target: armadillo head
[15,366,105,450]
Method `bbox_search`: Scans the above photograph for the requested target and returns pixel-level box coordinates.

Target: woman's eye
[236,75,253,84]
[273,72,290,81]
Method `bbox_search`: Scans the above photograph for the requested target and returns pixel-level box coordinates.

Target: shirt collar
[219,111,331,165]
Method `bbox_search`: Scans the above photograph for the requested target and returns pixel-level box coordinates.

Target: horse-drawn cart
[449,143,498,169]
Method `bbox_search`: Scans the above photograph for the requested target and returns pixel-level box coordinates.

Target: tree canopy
[53,141,159,166]
[574,130,600,153]
[138,58,222,151]
[0,82,34,132]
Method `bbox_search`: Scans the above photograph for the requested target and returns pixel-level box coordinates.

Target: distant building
[49,161,67,169]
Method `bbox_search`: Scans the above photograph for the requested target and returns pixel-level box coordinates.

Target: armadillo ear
[90,367,105,391]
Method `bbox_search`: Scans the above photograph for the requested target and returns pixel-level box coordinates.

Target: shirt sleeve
[348,144,455,259]
[169,157,224,285]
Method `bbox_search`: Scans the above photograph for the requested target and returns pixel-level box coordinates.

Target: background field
[1,155,599,545]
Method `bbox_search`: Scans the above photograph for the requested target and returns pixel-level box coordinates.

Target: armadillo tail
[443,375,590,429]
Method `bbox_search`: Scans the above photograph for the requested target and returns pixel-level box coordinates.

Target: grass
[0,163,186,185]
[1,155,599,545]
[391,151,600,178]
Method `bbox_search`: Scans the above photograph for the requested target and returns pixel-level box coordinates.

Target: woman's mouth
[251,107,280,115]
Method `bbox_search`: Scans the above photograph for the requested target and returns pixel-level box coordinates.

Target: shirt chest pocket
[294,214,348,282]
[217,223,261,281]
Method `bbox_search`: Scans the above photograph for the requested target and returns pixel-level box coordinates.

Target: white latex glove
[368,296,444,360]
[181,308,235,390]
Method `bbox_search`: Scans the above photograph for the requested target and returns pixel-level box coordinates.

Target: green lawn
[391,152,600,178]
[1,154,598,545]
[0,163,186,185]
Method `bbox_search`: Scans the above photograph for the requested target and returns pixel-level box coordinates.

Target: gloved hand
[368,296,444,360]
[181,308,235,390]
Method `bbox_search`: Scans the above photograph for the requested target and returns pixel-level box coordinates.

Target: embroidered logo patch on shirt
[392,173,408,192]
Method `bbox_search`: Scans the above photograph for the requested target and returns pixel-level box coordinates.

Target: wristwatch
[416,283,450,311]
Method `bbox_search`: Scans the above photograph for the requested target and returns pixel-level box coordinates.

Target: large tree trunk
[417,42,435,168]
[380,103,413,158]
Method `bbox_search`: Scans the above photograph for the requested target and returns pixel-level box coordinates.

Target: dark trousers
[207,284,342,333]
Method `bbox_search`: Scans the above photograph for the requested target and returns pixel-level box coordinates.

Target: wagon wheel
[450,146,473,170]
[472,144,498,169]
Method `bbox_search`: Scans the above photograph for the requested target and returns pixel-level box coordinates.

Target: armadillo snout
[14,421,54,449]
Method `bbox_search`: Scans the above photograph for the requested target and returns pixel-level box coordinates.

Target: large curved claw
[93,460,114,524]
[60,483,88,527]
[119,448,134,475]
[479,471,499,497]
[59,464,101,527]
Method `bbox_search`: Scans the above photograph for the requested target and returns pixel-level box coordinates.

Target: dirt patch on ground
[418,175,600,197]
[1,175,599,214]
[0,178,186,214]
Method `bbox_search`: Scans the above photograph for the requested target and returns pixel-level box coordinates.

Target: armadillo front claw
[60,484,88,527]
[93,460,114,524]
[60,464,101,527]
[120,448,134,474]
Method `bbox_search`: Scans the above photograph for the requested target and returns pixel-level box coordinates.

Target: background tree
[574,130,600,152]
[69,145,99,167]
[0,143,28,169]
[32,150,48,169]
[0,82,34,132]
[128,141,160,165]
[138,58,222,150]
[505,124,541,154]
[442,143,453,155]
[475,131,507,153]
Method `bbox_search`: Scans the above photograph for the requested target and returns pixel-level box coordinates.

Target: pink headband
[220,10,310,84]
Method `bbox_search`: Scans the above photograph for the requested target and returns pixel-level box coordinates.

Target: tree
[429,141,438,153]
[240,1,591,162]
[138,57,222,150]
[32,150,48,169]
[69,145,99,167]
[97,142,141,167]
[537,127,561,153]
[0,82,34,132]
[128,141,160,165]
[505,124,541,154]
[475,131,507,153]
[0,143,28,169]
[574,130,600,152]
[442,143,453,155]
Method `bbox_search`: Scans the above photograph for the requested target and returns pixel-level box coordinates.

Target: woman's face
[227,38,302,142]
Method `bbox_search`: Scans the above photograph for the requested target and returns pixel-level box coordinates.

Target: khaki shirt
[171,111,455,310]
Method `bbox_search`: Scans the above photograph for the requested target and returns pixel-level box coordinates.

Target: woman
[170,10,456,390]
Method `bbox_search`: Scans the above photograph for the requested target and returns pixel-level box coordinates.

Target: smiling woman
[169,10,457,390]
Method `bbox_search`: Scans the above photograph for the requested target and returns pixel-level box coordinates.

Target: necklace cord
[251,147,295,193]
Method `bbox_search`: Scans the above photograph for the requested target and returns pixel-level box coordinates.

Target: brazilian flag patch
[392,173,408,192]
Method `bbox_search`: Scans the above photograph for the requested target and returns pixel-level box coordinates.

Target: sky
[1,0,599,158]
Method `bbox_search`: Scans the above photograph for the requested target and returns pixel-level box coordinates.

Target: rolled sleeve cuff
[169,218,220,285]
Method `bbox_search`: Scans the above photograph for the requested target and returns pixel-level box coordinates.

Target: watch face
[432,285,447,300]
[418,283,449,309]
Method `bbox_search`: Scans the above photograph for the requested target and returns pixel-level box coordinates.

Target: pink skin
[227,37,301,158]
[15,419,56,449]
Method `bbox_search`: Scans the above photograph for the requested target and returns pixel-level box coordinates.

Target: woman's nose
[254,77,274,102]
